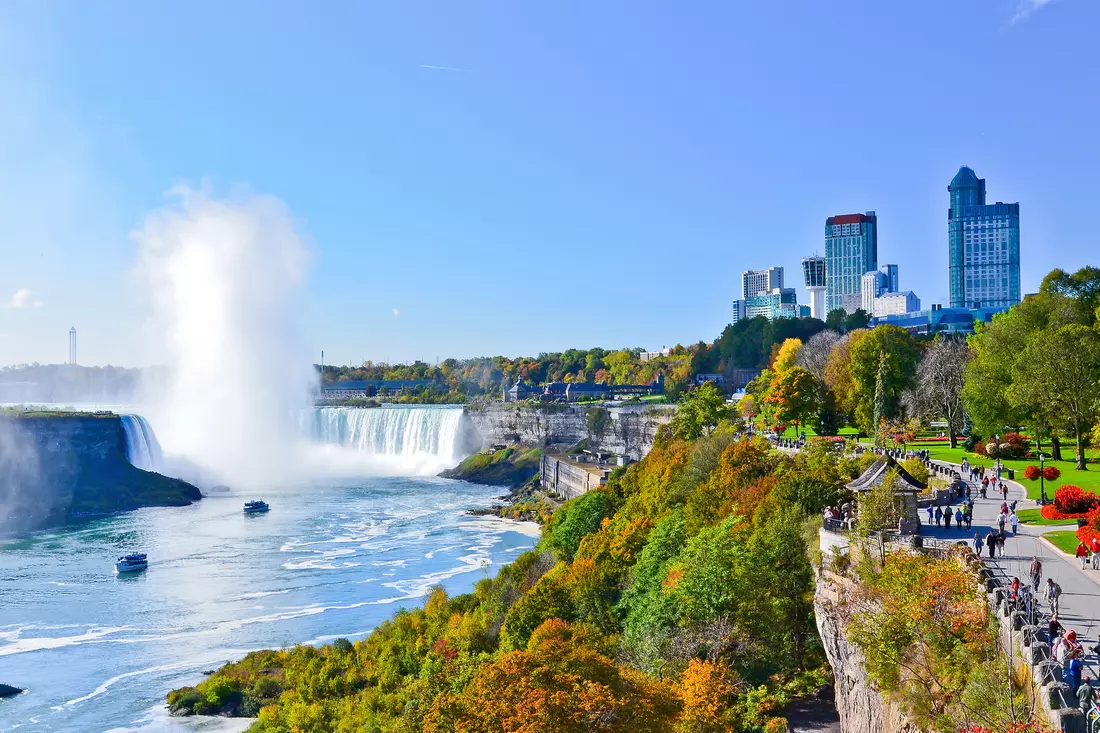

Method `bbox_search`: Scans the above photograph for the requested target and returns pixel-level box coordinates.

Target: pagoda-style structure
[846,454,926,535]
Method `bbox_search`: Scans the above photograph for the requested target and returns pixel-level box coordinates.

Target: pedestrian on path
[964,506,973,530]
[1077,677,1095,712]
[1076,541,1091,569]
[1091,537,1100,570]
[1049,615,1064,653]
[1002,484,1009,501]
[1029,556,1043,591]
[998,513,1007,533]
[955,508,964,528]
[944,507,952,529]
[935,506,943,527]
[974,533,983,554]
[1009,511,1019,535]
[996,530,1007,557]
[1047,579,1063,616]
[1067,657,1084,694]
[926,505,934,525]
[986,530,997,559]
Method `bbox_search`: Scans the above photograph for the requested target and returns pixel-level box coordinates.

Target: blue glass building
[824,212,878,314]
[948,167,1020,309]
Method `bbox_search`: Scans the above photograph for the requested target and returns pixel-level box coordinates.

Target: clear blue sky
[0,0,1096,367]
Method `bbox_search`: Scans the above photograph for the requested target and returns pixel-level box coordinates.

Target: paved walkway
[920,460,1100,679]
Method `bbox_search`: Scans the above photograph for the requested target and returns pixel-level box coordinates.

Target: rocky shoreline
[440,446,561,524]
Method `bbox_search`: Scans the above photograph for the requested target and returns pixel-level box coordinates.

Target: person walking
[973,532,983,555]
[935,506,943,527]
[955,507,964,529]
[1002,483,1009,501]
[926,505,934,525]
[996,530,1007,557]
[1047,578,1063,616]
[1077,677,1095,712]
[964,506,973,530]
[986,530,997,559]
[944,507,952,529]
[1091,537,1100,570]
[1067,656,1084,694]
[1009,511,1019,535]
[1029,556,1043,592]
[1076,541,1091,570]
[997,512,1007,533]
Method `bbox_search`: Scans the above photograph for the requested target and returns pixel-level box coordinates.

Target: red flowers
[1023,465,1041,481]
[1053,485,1097,515]
[1024,464,1062,482]
[1044,466,1061,481]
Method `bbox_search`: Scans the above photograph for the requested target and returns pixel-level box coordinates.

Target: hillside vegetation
[168,402,862,731]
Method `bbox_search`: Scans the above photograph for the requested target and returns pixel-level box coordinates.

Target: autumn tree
[823,329,869,423]
[764,366,820,433]
[772,338,803,374]
[795,330,841,381]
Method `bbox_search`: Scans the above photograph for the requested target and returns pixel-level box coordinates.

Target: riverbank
[441,446,560,523]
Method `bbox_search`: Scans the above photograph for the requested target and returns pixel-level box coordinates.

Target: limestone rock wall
[0,415,201,531]
[463,403,674,461]
[814,573,922,733]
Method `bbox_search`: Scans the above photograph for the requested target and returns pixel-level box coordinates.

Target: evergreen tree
[872,354,890,445]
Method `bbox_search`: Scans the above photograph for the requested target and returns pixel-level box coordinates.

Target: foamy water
[0,476,536,732]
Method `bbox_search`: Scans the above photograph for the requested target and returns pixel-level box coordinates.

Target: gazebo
[846,454,926,535]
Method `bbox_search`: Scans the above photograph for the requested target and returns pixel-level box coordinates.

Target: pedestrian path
[920,460,1100,679]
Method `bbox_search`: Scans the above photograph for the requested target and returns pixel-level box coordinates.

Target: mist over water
[135,187,315,489]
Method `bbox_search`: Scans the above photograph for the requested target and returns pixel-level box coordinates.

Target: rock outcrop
[463,403,673,461]
[814,572,921,733]
[0,414,201,531]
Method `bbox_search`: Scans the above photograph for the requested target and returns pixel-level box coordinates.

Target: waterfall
[308,406,470,466]
[120,414,165,473]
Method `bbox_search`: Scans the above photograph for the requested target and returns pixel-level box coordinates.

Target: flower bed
[1041,504,1091,521]
[1054,485,1097,514]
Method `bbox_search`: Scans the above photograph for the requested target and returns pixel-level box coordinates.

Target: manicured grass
[1044,530,1082,555]
[917,441,1100,501]
[1015,508,1078,526]
[775,425,861,439]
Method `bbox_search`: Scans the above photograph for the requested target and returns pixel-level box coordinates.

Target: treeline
[0,364,162,403]
[319,310,866,401]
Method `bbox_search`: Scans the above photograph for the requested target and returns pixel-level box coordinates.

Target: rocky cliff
[462,403,674,461]
[0,414,201,531]
[814,572,921,733]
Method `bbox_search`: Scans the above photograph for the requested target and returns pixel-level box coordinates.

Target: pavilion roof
[846,454,926,493]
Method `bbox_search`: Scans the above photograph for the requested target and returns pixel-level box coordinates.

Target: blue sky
[0,0,1096,367]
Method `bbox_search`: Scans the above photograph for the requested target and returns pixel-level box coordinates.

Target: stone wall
[462,403,674,461]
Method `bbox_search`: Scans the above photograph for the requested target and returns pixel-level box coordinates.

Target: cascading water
[120,414,165,473]
[308,406,471,470]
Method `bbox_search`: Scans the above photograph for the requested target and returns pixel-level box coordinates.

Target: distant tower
[802,256,826,320]
[69,327,77,365]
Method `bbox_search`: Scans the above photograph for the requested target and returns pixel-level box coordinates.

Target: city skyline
[0,1,1094,367]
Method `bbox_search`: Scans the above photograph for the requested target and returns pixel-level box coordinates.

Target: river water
[0,475,536,732]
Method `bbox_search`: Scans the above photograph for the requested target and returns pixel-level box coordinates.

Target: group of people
[1047,615,1095,710]
[1073,536,1100,570]
[929,502,975,530]
[959,458,1010,500]
[977,528,1010,558]
[822,503,855,530]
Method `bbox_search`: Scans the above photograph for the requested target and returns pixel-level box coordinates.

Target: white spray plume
[135,186,314,489]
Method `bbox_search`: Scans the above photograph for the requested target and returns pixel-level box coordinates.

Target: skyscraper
[801,256,826,320]
[824,212,878,314]
[731,266,802,323]
[948,166,1020,309]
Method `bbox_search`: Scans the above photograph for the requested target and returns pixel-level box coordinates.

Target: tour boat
[115,553,149,573]
[243,500,270,515]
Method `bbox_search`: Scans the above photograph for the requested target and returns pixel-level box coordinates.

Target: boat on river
[115,553,148,573]
[243,500,270,515]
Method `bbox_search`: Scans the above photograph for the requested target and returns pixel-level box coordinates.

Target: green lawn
[776,425,860,438]
[917,441,1100,501]
[1044,530,1082,555]
[1015,508,1078,526]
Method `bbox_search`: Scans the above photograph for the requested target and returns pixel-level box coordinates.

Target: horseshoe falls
[120,414,165,473]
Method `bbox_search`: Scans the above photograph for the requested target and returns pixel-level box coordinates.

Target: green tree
[871,354,890,445]
[849,325,920,433]
[1008,324,1100,470]
[671,382,732,440]
[825,308,848,332]
[844,308,871,332]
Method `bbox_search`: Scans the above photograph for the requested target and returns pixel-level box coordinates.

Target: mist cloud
[7,288,43,309]
[134,186,314,489]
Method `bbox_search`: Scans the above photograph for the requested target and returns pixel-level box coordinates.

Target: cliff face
[814,573,921,733]
[0,414,201,531]
[463,403,674,461]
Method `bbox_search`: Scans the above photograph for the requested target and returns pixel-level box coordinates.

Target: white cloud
[1012,0,1056,23]
[392,308,401,319]
[8,288,43,309]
